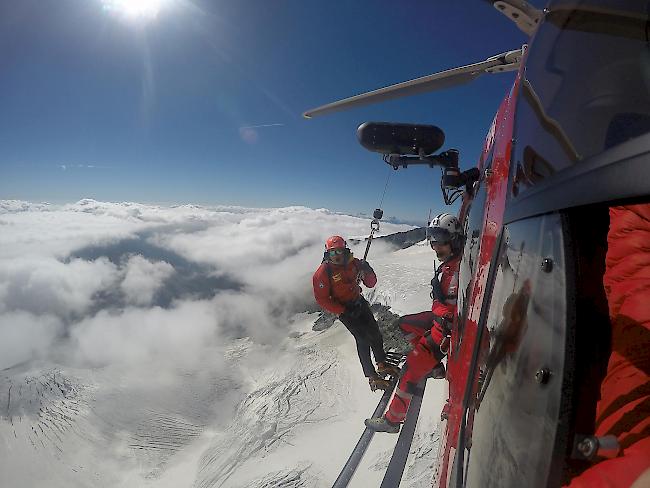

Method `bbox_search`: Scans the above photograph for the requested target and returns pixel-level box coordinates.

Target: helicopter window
[461,214,571,487]
[510,4,650,199]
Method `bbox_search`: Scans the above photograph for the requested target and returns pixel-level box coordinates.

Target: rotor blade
[303,48,523,119]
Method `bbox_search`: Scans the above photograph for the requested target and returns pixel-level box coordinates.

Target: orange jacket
[312,258,377,315]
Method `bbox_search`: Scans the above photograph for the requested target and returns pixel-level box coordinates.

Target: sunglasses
[328,249,345,256]
[430,240,450,247]
[427,227,451,245]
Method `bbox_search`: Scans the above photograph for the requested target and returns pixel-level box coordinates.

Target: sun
[101,0,170,21]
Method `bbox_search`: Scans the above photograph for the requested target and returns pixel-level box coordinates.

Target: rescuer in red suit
[365,213,463,433]
[312,235,399,391]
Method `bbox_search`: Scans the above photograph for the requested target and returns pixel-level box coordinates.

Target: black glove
[359,260,373,274]
[440,316,453,335]
[430,276,445,302]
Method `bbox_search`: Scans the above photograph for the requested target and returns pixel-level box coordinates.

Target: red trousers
[385,312,446,424]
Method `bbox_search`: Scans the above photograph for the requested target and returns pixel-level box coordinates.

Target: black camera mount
[383,149,479,205]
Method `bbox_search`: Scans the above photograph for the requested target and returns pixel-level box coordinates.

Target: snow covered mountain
[0,200,446,487]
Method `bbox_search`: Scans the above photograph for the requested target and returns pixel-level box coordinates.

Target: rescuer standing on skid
[365,214,463,433]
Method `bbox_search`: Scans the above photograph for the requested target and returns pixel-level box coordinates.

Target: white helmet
[427,213,463,246]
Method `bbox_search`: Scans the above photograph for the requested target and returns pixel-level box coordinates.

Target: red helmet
[325,235,346,251]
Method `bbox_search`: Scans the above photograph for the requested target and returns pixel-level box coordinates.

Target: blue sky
[0,1,534,223]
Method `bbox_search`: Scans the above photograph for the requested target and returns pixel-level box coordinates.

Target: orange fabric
[312,258,376,315]
[567,204,650,488]
[597,205,650,449]
[566,438,650,488]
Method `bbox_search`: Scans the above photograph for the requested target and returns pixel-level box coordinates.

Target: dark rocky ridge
[348,227,426,250]
[312,303,411,355]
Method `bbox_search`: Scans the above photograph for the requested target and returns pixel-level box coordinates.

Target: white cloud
[0,199,414,369]
[0,200,51,213]
[120,255,174,306]
[0,311,63,369]
[211,290,277,342]
[0,257,119,318]
[0,205,142,260]
[69,300,218,367]
[154,206,406,273]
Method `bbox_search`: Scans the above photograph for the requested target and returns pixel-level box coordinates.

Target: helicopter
[304,1,650,487]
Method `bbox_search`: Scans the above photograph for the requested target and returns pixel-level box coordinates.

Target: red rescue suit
[385,255,460,424]
[313,256,387,378]
[312,257,377,315]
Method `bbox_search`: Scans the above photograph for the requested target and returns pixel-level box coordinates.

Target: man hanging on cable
[365,213,464,433]
[313,235,400,391]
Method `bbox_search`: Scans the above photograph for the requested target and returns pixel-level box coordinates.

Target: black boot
[428,362,446,379]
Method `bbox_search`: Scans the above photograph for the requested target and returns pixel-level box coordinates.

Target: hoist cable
[377,168,392,209]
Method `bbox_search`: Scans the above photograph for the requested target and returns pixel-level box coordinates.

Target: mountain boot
[376,362,400,378]
[368,375,391,391]
[428,362,446,379]
[364,416,400,433]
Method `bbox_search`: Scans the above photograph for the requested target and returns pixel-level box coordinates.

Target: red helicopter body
[306,2,650,486]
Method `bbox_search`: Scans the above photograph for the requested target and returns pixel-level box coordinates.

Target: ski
[380,378,428,488]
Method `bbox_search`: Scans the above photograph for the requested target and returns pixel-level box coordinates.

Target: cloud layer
[0,200,412,370]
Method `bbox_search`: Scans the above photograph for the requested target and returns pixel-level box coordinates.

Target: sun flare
[101,0,170,21]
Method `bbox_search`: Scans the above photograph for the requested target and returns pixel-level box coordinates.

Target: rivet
[577,437,597,458]
[535,368,551,384]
